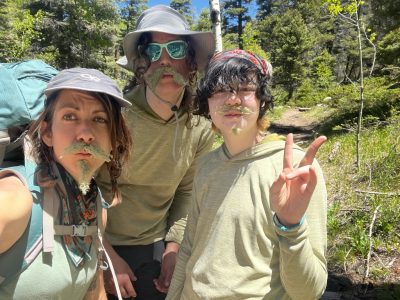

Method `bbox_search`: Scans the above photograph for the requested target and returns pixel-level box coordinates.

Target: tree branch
[364,205,380,282]
[355,190,400,196]
[361,24,376,77]
[338,12,357,26]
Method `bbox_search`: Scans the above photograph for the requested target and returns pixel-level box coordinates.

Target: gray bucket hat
[45,68,131,107]
[121,5,216,72]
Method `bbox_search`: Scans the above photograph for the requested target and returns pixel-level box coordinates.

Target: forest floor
[268,108,400,300]
[268,107,320,143]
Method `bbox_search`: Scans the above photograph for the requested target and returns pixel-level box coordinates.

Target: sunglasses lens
[145,41,187,62]
[166,41,187,59]
[145,44,161,62]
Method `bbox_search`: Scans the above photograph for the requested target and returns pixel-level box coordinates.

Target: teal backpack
[0,60,58,285]
[0,60,59,166]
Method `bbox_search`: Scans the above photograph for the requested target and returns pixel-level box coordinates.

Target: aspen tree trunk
[355,6,364,171]
[209,0,223,53]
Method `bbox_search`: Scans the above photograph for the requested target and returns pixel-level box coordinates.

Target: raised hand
[270,133,327,226]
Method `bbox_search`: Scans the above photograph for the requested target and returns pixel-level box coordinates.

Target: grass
[266,105,287,122]
[317,113,400,284]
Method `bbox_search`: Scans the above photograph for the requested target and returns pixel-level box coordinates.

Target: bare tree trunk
[355,6,364,171]
[209,0,223,53]
[238,0,243,49]
[73,0,86,67]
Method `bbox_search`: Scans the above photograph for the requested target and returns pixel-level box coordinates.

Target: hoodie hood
[217,136,304,162]
[125,84,190,125]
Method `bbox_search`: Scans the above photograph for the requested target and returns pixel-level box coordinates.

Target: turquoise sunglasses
[145,40,188,62]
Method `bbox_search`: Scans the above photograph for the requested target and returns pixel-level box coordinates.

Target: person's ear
[40,121,53,147]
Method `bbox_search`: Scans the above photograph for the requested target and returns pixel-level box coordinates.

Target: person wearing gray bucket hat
[45,68,132,108]
[0,68,132,299]
[96,5,215,300]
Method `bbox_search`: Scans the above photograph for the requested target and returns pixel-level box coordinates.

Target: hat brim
[45,86,131,108]
[122,28,215,72]
[116,56,129,69]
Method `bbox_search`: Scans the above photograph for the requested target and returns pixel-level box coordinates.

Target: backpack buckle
[72,225,87,236]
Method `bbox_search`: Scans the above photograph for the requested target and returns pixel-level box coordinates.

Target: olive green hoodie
[97,84,214,245]
[167,139,327,300]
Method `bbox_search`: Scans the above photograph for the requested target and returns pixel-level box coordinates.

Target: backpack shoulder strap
[0,129,10,166]
[0,151,42,286]
[42,162,101,252]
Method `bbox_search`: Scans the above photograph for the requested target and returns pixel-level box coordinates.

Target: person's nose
[224,92,241,106]
[76,120,94,144]
[158,48,172,67]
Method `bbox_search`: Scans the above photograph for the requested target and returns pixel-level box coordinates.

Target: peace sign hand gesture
[270,133,327,227]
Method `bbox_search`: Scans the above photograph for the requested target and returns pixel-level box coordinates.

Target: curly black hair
[195,54,273,121]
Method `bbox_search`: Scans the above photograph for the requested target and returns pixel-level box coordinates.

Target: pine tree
[370,0,400,68]
[255,0,271,20]
[118,0,148,35]
[267,9,312,100]
[370,0,400,35]
[242,21,267,59]
[222,0,252,49]
[192,8,211,32]
[22,0,120,70]
[378,27,400,67]
[170,0,193,27]
[0,0,45,62]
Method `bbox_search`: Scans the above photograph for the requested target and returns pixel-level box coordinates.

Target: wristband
[273,213,304,232]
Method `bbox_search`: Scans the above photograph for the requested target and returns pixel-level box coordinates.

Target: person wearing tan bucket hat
[96,5,216,300]
[119,5,215,73]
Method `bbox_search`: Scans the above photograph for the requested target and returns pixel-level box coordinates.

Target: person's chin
[156,80,183,90]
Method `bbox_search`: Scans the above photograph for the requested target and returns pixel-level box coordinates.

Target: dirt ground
[268,107,320,144]
[271,107,318,129]
[268,108,400,300]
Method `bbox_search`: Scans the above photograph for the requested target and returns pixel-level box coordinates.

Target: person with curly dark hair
[96,5,216,300]
[167,49,328,300]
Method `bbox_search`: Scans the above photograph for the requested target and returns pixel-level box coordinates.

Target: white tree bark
[209,0,223,53]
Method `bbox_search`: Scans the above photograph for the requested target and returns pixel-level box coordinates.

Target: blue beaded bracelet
[273,213,305,232]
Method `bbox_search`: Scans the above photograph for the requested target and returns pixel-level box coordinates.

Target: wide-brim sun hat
[45,68,131,107]
[121,5,216,72]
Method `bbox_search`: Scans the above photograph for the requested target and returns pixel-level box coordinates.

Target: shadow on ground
[322,272,400,299]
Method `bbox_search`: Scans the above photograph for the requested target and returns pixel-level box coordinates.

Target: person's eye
[62,113,76,121]
[94,116,108,124]
[214,88,230,94]
[240,91,255,100]
[213,92,227,98]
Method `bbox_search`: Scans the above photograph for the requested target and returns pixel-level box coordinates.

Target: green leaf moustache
[144,66,188,91]
[60,142,111,163]
[216,105,255,115]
